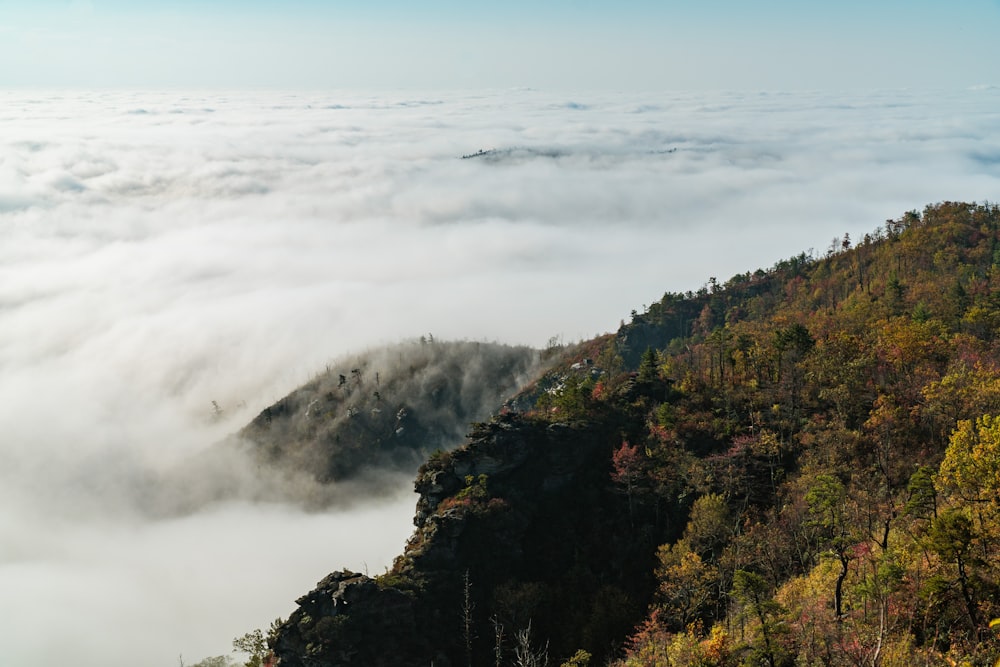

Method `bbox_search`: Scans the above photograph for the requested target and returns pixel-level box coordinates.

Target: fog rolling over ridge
[1,88,999,666]
[155,339,543,516]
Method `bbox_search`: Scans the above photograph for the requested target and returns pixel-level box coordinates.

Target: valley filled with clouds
[1,87,999,665]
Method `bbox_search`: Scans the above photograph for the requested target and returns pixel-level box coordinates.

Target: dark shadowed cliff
[272,406,680,667]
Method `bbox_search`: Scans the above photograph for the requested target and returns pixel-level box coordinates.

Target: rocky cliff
[271,406,678,666]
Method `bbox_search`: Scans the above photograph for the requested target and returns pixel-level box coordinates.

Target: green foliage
[536,373,597,419]
[638,347,660,383]
[684,493,731,557]
[904,465,937,519]
[427,448,453,467]
[773,323,814,356]
[804,474,845,531]
[455,473,490,502]
[232,628,265,667]
[231,619,283,667]
[926,508,974,563]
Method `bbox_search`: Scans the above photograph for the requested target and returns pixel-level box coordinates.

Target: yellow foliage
[774,560,840,664]
[775,558,839,614]
[876,632,919,667]
[938,414,1000,507]
[922,365,1000,440]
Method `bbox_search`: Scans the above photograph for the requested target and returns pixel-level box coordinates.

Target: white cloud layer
[1,87,999,665]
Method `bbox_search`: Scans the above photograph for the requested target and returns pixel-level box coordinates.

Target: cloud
[0,494,416,666]
[1,87,999,665]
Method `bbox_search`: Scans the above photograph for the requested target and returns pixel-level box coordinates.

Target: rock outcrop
[270,410,674,666]
[270,570,431,667]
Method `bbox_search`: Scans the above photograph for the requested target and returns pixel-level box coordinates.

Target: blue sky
[2,0,999,89]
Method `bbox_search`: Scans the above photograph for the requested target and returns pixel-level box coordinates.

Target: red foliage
[591,380,608,401]
[611,441,644,487]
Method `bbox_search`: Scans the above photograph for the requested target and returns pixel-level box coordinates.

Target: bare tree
[462,570,475,667]
[490,615,505,667]
[513,621,548,667]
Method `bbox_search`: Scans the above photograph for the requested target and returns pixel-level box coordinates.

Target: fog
[1,87,998,665]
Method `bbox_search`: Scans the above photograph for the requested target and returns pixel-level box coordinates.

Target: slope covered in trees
[237,339,543,484]
[605,201,1000,666]
[267,202,1000,666]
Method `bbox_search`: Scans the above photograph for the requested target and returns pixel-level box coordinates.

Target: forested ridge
[580,201,1000,666]
[263,201,1000,667]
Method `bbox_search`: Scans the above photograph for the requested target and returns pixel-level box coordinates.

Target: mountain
[237,339,543,485]
[148,340,543,516]
[264,202,1000,666]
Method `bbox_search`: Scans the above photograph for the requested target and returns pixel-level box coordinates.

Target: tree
[926,509,980,632]
[491,615,505,667]
[463,570,475,667]
[929,414,1000,641]
[514,621,549,667]
[233,619,281,667]
[184,658,238,667]
[684,492,731,559]
[731,570,786,667]
[805,474,853,620]
[638,347,660,384]
[654,541,719,629]
[611,440,645,522]
[938,414,1000,507]
[904,465,937,520]
[232,629,266,667]
[559,649,591,667]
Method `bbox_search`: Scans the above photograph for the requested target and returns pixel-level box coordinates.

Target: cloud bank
[1,87,998,665]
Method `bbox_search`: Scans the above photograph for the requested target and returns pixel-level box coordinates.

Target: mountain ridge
[260,201,1000,667]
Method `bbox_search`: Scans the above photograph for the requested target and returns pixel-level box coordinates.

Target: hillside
[265,202,1000,667]
[237,339,544,484]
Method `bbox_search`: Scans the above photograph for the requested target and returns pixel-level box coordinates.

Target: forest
[586,201,1000,666]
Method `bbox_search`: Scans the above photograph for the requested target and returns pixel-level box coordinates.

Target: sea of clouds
[1,87,998,665]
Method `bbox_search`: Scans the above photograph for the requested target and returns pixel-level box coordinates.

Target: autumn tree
[938,414,1000,508]
[653,541,719,631]
[612,440,645,523]
[928,414,1000,642]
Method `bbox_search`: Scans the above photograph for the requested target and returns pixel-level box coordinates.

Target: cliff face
[271,571,427,667]
[271,410,675,666]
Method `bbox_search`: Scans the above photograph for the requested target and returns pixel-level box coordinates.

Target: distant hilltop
[460,148,499,159]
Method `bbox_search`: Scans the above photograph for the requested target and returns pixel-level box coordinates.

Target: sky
[2,2,1000,667]
[1,1,999,89]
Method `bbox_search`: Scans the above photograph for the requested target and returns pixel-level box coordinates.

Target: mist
[1,87,999,666]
